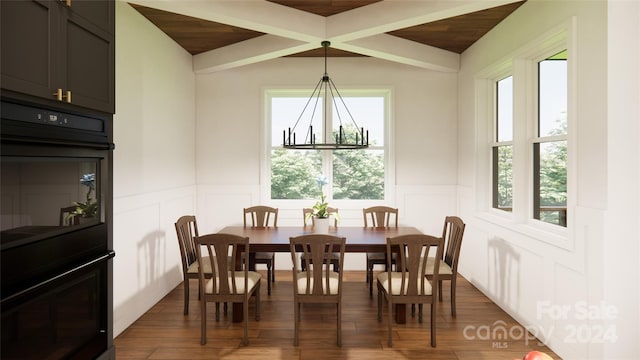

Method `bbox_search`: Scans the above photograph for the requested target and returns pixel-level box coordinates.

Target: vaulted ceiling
[127,0,526,73]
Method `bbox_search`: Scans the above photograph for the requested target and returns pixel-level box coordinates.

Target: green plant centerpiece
[67,173,98,222]
[306,175,338,223]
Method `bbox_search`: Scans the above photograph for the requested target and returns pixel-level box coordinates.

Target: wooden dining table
[218,225,422,324]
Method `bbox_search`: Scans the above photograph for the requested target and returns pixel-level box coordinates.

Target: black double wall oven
[1,99,115,359]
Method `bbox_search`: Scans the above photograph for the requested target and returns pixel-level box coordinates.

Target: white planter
[314,217,330,233]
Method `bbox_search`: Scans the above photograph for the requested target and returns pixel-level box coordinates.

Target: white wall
[457,1,639,359]
[604,1,640,358]
[194,57,459,269]
[113,1,196,336]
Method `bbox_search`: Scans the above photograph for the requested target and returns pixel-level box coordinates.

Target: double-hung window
[533,50,568,227]
[493,75,514,212]
[485,37,569,232]
[267,89,389,203]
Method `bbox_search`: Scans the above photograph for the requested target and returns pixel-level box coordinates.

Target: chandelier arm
[285,77,324,145]
[328,78,360,131]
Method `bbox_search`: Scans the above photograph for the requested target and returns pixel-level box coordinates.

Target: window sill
[477,209,571,250]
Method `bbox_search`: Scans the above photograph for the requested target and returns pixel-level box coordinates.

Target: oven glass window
[1,157,101,248]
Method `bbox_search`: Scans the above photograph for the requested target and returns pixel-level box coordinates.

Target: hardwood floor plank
[115,271,560,359]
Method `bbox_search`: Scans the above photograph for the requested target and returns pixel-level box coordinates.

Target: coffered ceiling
[127,0,525,73]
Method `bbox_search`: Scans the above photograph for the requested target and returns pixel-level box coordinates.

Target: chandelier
[282,41,369,150]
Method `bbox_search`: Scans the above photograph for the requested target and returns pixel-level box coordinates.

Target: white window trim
[475,17,577,250]
[260,87,395,213]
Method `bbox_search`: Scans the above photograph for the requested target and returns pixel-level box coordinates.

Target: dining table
[217,225,423,324]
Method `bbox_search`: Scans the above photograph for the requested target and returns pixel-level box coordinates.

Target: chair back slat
[386,234,444,298]
[290,234,346,296]
[195,233,250,296]
[175,215,199,271]
[442,216,466,270]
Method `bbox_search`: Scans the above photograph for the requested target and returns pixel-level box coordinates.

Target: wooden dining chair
[363,206,399,297]
[289,234,346,346]
[244,206,278,295]
[377,234,444,347]
[175,215,211,315]
[194,233,262,345]
[426,216,466,317]
[301,207,340,272]
[59,206,80,226]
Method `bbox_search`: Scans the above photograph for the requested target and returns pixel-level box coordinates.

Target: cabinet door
[1,0,60,101]
[61,1,115,114]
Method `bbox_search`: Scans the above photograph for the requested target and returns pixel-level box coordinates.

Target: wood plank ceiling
[128,0,526,71]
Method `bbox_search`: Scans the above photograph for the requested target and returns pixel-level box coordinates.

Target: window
[533,50,567,227]
[267,90,389,202]
[493,75,513,212]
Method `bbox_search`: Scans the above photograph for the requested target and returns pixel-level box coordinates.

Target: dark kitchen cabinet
[1,0,115,114]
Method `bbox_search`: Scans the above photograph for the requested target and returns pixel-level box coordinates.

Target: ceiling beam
[129,0,523,73]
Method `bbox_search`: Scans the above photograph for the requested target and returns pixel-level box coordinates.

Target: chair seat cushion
[376,272,433,295]
[423,257,453,275]
[187,256,213,274]
[295,271,340,295]
[204,271,262,294]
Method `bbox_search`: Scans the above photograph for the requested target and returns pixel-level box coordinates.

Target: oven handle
[1,250,115,304]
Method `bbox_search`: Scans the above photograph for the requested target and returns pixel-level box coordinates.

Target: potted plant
[67,173,98,223]
[306,175,338,233]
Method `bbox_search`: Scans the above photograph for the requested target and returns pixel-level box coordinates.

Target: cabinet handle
[66,0,71,7]
[52,88,63,101]
[64,90,72,103]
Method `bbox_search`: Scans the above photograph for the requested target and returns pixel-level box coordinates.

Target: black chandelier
[282,41,369,150]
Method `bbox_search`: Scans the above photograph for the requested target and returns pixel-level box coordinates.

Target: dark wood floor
[114,271,560,359]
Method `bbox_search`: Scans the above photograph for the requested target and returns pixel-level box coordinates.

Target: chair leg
[255,283,261,321]
[243,296,249,345]
[337,302,342,347]
[377,282,383,321]
[430,301,437,347]
[450,277,457,317]
[272,258,276,283]
[200,299,207,345]
[387,298,393,347]
[294,301,299,346]
[183,279,189,315]
[266,265,272,295]
[368,261,374,298]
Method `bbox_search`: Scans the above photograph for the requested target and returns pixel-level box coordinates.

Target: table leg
[395,304,406,324]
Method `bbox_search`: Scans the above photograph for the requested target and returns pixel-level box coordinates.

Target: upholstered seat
[294,271,340,294]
